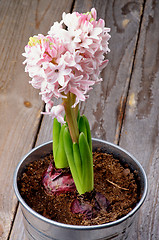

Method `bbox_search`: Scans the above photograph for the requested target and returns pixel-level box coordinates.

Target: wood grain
[5,0,159,239]
[9,207,27,240]
[8,0,145,239]
[0,0,73,239]
[119,0,159,239]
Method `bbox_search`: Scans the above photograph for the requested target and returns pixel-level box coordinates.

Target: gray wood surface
[0,0,158,239]
[120,0,159,239]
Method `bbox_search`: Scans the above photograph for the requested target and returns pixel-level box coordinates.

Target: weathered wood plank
[119,0,159,239]
[0,0,74,240]
[9,207,27,240]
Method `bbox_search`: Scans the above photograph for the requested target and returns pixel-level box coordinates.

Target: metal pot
[13,139,147,240]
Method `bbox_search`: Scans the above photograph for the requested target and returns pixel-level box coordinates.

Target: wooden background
[0,0,159,239]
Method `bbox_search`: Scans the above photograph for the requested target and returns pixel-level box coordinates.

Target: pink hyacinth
[23,8,110,123]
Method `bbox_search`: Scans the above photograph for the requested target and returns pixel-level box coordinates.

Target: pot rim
[13,138,148,230]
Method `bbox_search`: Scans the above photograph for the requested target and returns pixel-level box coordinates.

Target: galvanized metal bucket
[13,139,147,240]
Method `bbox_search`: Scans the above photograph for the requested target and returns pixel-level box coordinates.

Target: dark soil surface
[18,150,140,226]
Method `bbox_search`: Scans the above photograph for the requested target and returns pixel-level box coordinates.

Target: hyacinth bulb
[71,192,111,220]
[42,161,76,195]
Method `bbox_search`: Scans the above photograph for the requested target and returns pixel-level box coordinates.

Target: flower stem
[63,93,79,143]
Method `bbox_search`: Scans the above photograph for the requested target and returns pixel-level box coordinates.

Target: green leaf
[63,128,84,194]
[83,115,92,152]
[55,124,69,168]
[79,132,94,193]
[78,115,87,139]
[53,118,61,159]
[73,142,82,181]
[78,115,92,152]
